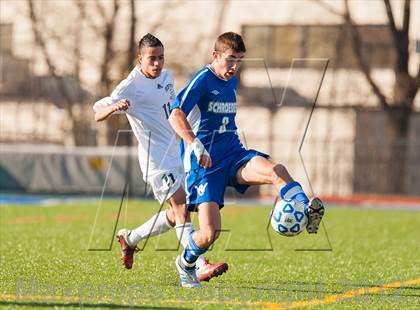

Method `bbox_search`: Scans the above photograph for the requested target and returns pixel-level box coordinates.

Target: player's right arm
[169,72,212,168]
[169,108,212,168]
[168,108,195,144]
[94,99,130,122]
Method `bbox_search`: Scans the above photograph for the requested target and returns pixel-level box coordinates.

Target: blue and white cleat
[175,255,202,288]
[306,198,325,234]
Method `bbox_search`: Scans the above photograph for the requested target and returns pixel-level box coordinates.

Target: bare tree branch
[384,0,410,75]
[315,0,416,195]
[402,0,410,34]
[125,0,137,75]
[201,0,230,65]
[383,0,413,105]
[214,0,229,37]
[27,0,74,108]
[94,0,107,20]
[309,0,344,16]
[148,1,182,34]
[393,0,410,75]
[344,0,390,109]
[72,2,83,83]
[383,0,399,46]
[315,0,418,108]
[76,1,102,36]
[99,0,121,94]
[384,0,418,106]
[27,0,80,145]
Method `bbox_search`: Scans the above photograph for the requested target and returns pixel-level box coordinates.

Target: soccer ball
[270,199,308,237]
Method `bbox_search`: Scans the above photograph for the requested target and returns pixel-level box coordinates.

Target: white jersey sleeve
[93,78,136,114]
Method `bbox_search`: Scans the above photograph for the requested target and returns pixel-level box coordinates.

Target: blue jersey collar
[206,64,229,82]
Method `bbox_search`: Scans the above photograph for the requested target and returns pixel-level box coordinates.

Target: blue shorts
[184,148,269,211]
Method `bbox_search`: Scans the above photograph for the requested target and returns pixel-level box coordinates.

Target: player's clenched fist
[114,99,130,112]
[191,138,212,168]
[198,153,212,168]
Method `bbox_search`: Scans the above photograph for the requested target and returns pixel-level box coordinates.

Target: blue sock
[279,181,309,205]
[182,232,207,270]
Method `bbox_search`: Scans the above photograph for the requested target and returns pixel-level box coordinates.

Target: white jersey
[93,67,182,180]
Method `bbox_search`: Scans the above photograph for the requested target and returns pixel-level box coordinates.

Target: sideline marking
[265,278,420,309]
[0,278,418,308]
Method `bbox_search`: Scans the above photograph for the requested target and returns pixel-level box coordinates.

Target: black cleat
[306,198,325,234]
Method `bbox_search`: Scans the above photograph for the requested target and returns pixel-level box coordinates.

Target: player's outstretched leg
[279,181,325,234]
[280,181,325,234]
[236,157,326,234]
[116,228,138,269]
[306,197,325,234]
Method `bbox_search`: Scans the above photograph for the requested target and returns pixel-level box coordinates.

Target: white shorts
[147,166,185,204]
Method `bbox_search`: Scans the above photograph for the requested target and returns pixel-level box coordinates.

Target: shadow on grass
[0,300,189,309]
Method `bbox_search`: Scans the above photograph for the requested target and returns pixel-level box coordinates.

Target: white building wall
[236,106,355,196]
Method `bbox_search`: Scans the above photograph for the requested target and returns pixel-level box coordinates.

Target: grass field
[0,199,419,309]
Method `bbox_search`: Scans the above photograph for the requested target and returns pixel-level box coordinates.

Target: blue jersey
[170,65,244,172]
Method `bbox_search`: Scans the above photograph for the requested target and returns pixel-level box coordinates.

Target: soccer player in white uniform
[169,32,325,287]
[93,34,228,282]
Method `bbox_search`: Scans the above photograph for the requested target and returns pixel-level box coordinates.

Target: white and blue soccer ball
[270,199,308,237]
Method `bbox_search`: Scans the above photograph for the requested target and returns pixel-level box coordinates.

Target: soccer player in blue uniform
[169,32,325,288]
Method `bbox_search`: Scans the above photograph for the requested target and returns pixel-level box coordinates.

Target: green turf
[0,200,419,309]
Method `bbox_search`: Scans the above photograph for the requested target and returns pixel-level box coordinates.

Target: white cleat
[306,197,325,234]
[175,255,202,288]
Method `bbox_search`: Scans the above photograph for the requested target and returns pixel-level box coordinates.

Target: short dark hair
[214,32,246,53]
[138,33,163,53]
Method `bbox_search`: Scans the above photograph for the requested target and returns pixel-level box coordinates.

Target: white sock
[128,211,172,246]
[175,222,206,269]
